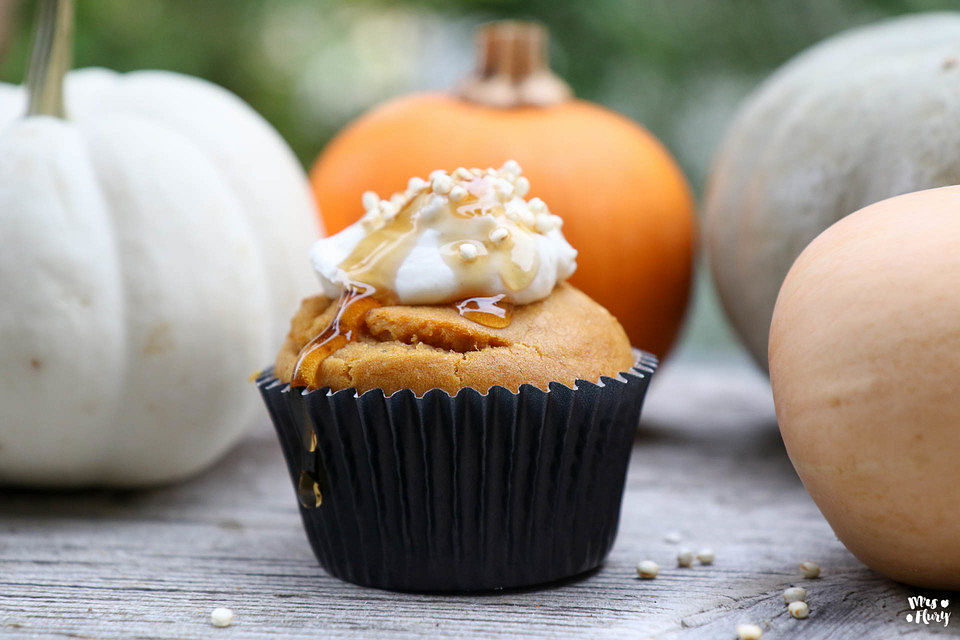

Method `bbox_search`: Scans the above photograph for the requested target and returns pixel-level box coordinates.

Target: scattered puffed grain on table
[636,560,659,579]
[664,531,682,544]
[782,586,807,603]
[789,601,810,619]
[697,548,715,565]
[736,623,763,639]
[210,607,233,628]
[677,549,694,568]
[800,561,821,578]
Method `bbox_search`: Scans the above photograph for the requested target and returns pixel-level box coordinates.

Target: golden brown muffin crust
[275,282,634,395]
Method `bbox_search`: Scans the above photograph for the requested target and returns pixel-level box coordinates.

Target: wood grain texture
[0,355,953,639]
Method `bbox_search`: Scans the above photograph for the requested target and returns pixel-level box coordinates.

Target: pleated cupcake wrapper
[257,349,657,592]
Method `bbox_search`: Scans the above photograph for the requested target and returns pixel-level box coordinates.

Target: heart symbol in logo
[942,599,950,608]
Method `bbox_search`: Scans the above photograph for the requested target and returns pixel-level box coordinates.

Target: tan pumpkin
[310,21,695,356]
[704,12,960,370]
[771,186,960,589]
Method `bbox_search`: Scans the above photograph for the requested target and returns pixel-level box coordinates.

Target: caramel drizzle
[291,284,381,388]
[292,177,536,388]
[453,294,514,329]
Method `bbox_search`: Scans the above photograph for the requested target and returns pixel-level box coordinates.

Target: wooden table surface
[0,354,954,639]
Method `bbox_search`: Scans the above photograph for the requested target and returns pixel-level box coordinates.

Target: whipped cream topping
[310,161,577,306]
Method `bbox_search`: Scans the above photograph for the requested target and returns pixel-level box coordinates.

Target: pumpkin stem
[457,21,572,108]
[26,0,73,118]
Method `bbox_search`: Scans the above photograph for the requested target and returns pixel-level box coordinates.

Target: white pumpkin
[0,1,320,486]
[704,12,960,370]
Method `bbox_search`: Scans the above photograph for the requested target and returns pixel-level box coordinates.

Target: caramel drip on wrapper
[297,470,323,508]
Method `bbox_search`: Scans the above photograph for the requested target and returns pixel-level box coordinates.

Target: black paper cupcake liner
[257,349,657,592]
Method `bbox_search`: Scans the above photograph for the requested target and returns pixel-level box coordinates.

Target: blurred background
[1,0,954,360]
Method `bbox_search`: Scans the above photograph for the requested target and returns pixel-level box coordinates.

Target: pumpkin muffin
[257,162,656,592]
[275,282,633,395]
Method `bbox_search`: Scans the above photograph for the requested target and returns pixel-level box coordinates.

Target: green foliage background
[4,0,955,177]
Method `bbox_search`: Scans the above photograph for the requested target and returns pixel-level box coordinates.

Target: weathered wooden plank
[0,356,951,639]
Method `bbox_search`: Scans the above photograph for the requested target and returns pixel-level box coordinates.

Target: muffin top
[275,282,634,395]
[277,161,634,394]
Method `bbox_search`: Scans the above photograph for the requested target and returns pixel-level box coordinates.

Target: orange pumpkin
[310,22,695,356]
